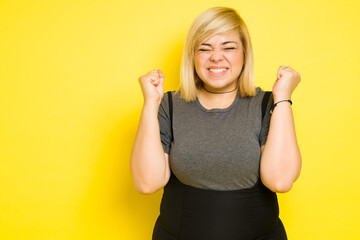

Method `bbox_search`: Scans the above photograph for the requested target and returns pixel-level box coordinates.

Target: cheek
[229,52,243,64]
[194,55,206,73]
[229,53,244,72]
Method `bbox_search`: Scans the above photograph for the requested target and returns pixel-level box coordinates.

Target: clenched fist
[138,69,165,106]
[272,65,301,102]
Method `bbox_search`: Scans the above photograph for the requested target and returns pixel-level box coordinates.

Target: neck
[197,87,238,110]
[203,86,238,94]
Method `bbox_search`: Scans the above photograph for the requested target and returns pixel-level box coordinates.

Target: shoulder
[160,90,180,104]
[255,86,272,96]
[159,91,182,114]
[253,87,274,121]
[244,88,274,119]
[161,90,189,106]
[250,87,273,105]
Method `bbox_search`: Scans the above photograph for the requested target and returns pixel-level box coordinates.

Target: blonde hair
[178,7,256,102]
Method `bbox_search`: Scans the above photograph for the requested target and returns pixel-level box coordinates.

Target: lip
[207,66,229,77]
[207,66,228,70]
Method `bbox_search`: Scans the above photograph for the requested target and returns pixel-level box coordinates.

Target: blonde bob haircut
[178,7,256,102]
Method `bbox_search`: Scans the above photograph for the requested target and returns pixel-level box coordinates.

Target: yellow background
[1,0,359,239]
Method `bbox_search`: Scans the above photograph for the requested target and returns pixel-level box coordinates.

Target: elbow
[134,182,161,195]
[132,174,168,195]
[266,180,293,193]
[272,182,293,193]
[131,169,168,195]
[261,173,294,193]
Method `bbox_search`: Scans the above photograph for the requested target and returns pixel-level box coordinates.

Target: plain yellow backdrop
[1,0,359,239]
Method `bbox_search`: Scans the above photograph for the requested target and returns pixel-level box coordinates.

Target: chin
[204,81,235,91]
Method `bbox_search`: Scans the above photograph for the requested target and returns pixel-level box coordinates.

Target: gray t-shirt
[158,87,273,190]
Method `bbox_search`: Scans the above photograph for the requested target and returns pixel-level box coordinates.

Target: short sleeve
[158,92,173,153]
[259,92,274,146]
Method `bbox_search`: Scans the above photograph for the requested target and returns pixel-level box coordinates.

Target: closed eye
[225,47,236,50]
[198,49,210,51]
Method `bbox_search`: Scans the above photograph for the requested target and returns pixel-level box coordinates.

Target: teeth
[209,68,227,73]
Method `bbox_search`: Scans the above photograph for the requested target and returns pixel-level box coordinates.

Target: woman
[131,7,301,240]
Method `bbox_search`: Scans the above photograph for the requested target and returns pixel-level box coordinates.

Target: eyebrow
[200,41,238,46]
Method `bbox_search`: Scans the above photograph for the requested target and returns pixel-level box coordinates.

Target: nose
[210,49,224,62]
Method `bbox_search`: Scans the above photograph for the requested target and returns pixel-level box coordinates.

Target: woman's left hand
[272,65,301,102]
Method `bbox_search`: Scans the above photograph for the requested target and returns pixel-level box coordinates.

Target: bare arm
[130,69,171,194]
[260,66,302,193]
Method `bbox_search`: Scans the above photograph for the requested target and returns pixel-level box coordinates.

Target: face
[194,31,244,92]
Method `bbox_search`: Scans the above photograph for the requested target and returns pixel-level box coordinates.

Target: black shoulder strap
[261,91,272,122]
[167,91,173,142]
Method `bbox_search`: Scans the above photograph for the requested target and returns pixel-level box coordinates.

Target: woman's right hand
[138,69,165,106]
[132,69,170,194]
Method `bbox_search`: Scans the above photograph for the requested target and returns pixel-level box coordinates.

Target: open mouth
[207,67,229,76]
[209,68,228,73]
